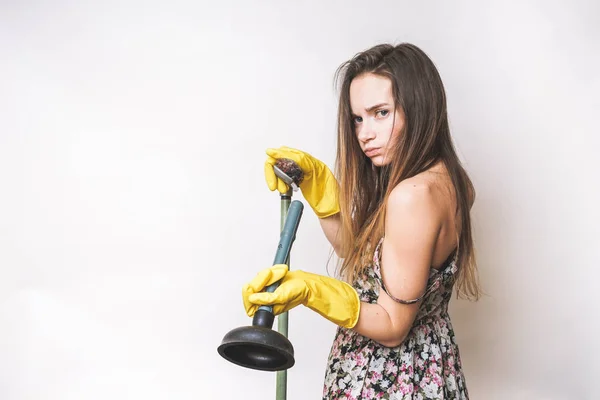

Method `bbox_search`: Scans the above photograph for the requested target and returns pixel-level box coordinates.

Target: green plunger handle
[258,199,304,313]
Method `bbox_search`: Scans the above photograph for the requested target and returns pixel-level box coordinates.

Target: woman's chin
[370,155,390,167]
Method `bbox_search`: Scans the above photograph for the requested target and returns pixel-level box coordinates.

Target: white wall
[1,1,598,399]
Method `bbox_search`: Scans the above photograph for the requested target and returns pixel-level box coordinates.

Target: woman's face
[349,73,405,167]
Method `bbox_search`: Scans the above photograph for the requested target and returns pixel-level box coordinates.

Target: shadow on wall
[450,184,511,393]
[449,178,579,399]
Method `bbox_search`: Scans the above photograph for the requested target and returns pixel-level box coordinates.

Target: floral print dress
[322,238,469,399]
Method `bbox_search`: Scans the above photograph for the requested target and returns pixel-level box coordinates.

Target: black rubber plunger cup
[217,199,304,371]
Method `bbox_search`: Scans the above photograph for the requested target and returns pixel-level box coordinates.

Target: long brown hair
[333,43,480,300]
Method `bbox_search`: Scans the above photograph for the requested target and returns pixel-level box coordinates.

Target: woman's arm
[242,181,444,343]
[319,213,345,258]
[352,181,442,347]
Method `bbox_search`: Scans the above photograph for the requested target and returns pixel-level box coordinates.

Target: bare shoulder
[388,175,440,209]
[386,176,444,224]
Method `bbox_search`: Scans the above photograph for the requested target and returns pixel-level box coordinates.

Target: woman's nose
[357,122,376,143]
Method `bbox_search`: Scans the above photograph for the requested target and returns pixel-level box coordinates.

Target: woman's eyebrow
[365,102,390,112]
[352,103,391,116]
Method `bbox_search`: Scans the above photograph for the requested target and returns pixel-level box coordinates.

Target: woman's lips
[365,147,380,157]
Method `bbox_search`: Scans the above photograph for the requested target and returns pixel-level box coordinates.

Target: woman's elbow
[377,332,408,348]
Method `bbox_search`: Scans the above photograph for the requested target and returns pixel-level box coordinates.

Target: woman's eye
[353,116,363,124]
[377,109,389,117]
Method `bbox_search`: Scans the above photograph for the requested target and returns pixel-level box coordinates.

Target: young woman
[242,43,481,399]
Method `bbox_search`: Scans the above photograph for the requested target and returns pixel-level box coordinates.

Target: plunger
[272,160,302,399]
[217,197,304,371]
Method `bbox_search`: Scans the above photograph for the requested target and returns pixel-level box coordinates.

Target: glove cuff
[342,281,361,329]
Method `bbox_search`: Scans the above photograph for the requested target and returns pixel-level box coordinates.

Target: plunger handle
[251,200,304,328]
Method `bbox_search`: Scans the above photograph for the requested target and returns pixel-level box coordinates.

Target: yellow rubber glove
[264,146,340,218]
[242,265,360,329]
[241,264,288,319]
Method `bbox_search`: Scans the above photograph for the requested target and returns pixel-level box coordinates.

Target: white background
[1,0,598,399]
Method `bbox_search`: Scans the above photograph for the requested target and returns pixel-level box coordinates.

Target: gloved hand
[242,265,360,329]
[264,146,340,218]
